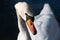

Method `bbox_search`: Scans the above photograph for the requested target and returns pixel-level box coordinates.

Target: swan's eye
[25,13,28,16]
[25,13,34,22]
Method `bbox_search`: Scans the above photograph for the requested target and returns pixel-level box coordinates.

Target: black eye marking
[25,13,28,16]
[25,13,34,22]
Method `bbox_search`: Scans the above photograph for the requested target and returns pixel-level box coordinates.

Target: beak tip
[32,29,37,35]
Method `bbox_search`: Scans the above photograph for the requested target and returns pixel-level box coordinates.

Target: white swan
[15,2,60,40]
[15,2,35,40]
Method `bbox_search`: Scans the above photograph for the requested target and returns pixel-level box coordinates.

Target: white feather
[15,2,60,40]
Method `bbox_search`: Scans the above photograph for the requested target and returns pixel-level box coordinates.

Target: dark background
[0,0,60,40]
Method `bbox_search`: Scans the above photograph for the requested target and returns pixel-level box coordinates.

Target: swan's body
[15,2,60,40]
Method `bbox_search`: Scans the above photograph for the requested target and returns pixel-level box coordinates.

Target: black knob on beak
[25,13,34,22]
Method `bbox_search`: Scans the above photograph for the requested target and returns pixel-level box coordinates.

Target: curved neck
[18,15,26,32]
[17,15,31,40]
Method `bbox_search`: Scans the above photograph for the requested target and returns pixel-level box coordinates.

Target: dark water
[0,0,60,40]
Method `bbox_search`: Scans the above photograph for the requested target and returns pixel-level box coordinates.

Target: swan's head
[15,2,33,21]
[15,2,37,35]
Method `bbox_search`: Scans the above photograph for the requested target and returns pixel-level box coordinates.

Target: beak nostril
[30,23,33,25]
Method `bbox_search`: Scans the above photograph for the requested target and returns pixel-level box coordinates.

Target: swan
[15,2,35,40]
[14,2,60,40]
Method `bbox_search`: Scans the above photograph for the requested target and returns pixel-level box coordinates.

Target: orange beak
[26,19,37,35]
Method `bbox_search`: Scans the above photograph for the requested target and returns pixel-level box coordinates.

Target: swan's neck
[18,15,32,40]
[18,16,26,32]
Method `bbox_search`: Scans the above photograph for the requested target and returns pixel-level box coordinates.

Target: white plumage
[15,2,60,40]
